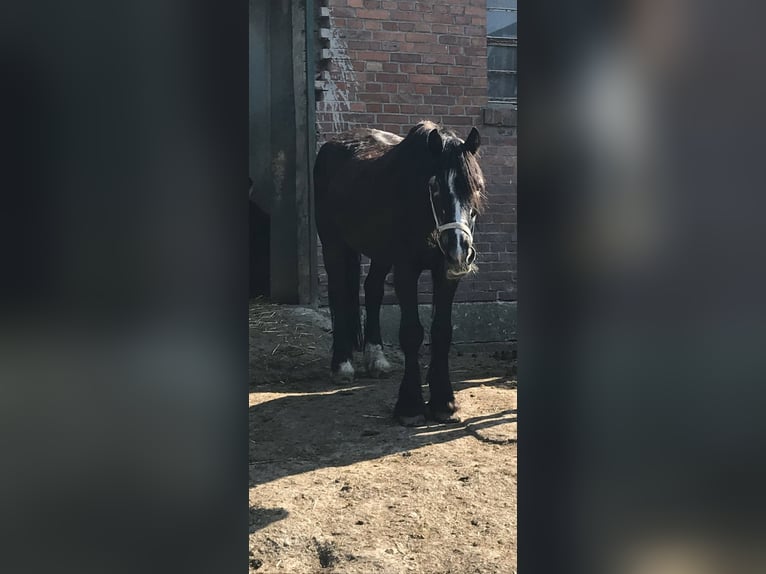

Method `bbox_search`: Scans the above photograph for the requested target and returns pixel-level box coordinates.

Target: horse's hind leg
[322,238,360,383]
[363,259,392,377]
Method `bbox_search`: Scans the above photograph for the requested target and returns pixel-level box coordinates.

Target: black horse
[314,120,485,425]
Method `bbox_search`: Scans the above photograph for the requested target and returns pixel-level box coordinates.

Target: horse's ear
[427,129,443,156]
[464,127,481,154]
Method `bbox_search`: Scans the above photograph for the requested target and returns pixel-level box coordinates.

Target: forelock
[441,139,486,212]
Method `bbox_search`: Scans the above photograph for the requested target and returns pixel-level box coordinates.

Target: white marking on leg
[332,359,355,383]
[364,343,391,376]
[338,360,354,377]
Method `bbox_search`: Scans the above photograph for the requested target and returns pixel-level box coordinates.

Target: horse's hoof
[397,414,427,427]
[364,344,391,378]
[427,403,461,424]
[331,360,355,384]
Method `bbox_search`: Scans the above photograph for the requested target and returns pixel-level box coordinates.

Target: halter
[428,177,476,259]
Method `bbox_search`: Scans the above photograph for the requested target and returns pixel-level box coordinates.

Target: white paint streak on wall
[319,16,357,134]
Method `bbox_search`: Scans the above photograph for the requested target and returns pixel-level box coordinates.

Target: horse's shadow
[249,368,516,490]
[249,506,289,533]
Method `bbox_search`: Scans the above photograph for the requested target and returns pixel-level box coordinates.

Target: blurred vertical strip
[0,1,248,573]
[521,2,766,573]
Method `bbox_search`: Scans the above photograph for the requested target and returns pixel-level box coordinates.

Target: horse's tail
[345,249,363,352]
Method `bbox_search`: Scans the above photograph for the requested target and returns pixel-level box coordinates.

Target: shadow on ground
[249,506,289,533]
[250,364,516,489]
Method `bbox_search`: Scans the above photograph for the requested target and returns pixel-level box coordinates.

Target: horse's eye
[470,208,477,218]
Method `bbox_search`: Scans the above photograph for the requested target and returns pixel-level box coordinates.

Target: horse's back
[314,128,402,191]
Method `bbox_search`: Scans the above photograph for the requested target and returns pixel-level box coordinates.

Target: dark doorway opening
[249,179,270,298]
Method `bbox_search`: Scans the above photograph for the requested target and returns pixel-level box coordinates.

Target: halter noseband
[428,177,476,258]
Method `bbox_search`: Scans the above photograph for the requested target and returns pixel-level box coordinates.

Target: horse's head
[426,126,485,279]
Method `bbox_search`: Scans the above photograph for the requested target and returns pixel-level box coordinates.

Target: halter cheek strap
[429,182,475,251]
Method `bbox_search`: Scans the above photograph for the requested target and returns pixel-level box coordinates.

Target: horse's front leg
[426,268,460,422]
[393,263,426,425]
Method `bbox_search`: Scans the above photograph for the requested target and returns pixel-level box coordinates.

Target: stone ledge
[482,105,517,127]
[377,301,517,345]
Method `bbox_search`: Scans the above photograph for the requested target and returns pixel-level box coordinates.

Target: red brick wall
[314,0,517,305]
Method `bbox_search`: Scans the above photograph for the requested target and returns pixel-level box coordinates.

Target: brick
[424,94,453,105]
[375,72,408,83]
[464,25,484,36]
[347,29,373,40]
[405,32,432,43]
[391,10,422,21]
[356,51,389,62]
[371,30,401,41]
[330,7,356,18]
[391,91,423,104]
[423,12,453,24]
[409,74,440,85]
[390,52,422,63]
[357,8,390,19]
[361,92,391,102]
[376,113,409,123]
[442,75,470,86]
[347,40,372,50]
[449,116,474,126]
[463,46,485,56]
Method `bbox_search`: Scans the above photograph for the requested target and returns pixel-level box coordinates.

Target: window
[487,0,517,104]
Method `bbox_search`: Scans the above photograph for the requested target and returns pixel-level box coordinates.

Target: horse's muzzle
[442,228,474,266]
[445,245,477,279]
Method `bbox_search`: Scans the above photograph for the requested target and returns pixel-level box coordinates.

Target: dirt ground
[249,301,517,573]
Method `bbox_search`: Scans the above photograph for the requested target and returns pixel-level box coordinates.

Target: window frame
[486,4,517,106]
